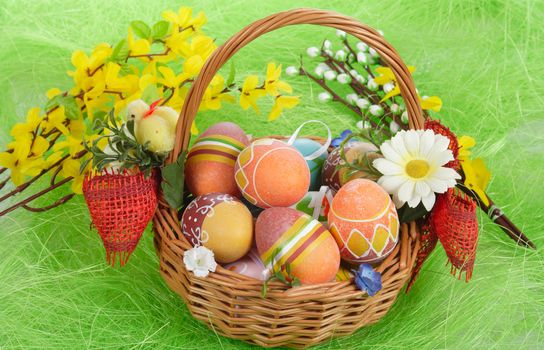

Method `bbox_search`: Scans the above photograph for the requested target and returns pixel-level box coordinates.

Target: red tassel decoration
[406,219,438,292]
[83,169,158,266]
[430,188,479,281]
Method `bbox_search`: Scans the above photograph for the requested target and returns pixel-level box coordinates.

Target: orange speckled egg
[185,122,250,197]
[255,207,340,284]
[234,139,310,208]
[182,193,253,263]
[328,179,399,264]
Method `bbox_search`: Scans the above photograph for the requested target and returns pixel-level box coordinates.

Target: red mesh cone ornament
[83,169,158,266]
[424,119,460,170]
[406,219,438,292]
[430,188,479,281]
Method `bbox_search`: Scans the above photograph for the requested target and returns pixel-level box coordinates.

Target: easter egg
[328,179,399,264]
[185,122,249,197]
[223,248,266,280]
[235,138,310,208]
[181,193,253,263]
[335,266,354,282]
[292,138,328,191]
[255,207,340,284]
[322,141,378,193]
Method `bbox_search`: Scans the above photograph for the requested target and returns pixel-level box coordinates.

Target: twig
[22,194,75,212]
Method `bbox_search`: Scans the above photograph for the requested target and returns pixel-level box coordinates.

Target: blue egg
[292,138,328,191]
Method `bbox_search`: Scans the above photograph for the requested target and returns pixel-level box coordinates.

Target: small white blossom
[377,29,384,36]
[314,66,326,77]
[357,52,368,64]
[318,92,332,102]
[356,41,368,52]
[337,73,351,84]
[401,111,409,124]
[285,66,298,77]
[356,74,366,84]
[336,29,347,38]
[390,103,400,114]
[369,47,379,58]
[350,69,358,76]
[390,120,401,133]
[323,39,332,50]
[335,49,347,61]
[356,120,371,129]
[184,246,217,278]
[324,49,333,57]
[324,70,337,81]
[346,93,358,104]
[356,98,370,110]
[347,53,355,62]
[383,82,395,94]
[307,46,320,58]
[367,78,378,91]
[369,104,384,116]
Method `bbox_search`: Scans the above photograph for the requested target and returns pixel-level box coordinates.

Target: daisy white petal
[404,130,420,157]
[408,196,422,208]
[422,192,436,211]
[390,132,409,160]
[434,134,451,151]
[435,167,461,180]
[373,158,403,175]
[425,177,449,193]
[380,142,405,164]
[415,180,431,197]
[392,193,406,208]
[398,180,416,202]
[378,175,406,193]
[419,129,435,158]
[429,149,454,166]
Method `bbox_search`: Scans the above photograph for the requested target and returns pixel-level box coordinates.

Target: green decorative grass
[1,0,543,348]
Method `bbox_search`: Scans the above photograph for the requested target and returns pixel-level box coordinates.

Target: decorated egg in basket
[322,141,378,192]
[255,207,340,284]
[223,248,266,280]
[185,122,249,197]
[328,179,399,264]
[234,138,310,208]
[181,192,253,264]
[292,138,328,191]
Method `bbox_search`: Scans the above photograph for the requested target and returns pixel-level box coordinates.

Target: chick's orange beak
[143,98,163,118]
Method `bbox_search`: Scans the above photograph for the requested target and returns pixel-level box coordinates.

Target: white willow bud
[336,29,347,38]
[367,78,378,91]
[347,53,355,63]
[346,93,358,104]
[318,92,332,102]
[285,66,298,77]
[356,74,366,84]
[307,47,320,57]
[390,120,400,133]
[324,70,337,81]
[401,111,409,124]
[356,120,371,129]
[317,63,330,71]
[377,29,384,36]
[324,49,333,57]
[369,47,379,58]
[356,98,370,110]
[337,73,351,84]
[350,69,358,76]
[369,104,384,116]
[314,66,325,77]
[383,82,395,93]
[323,39,332,50]
[357,52,368,64]
[356,42,368,52]
[335,49,347,61]
[390,103,400,114]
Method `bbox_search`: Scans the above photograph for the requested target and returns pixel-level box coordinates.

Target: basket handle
[170,8,425,163]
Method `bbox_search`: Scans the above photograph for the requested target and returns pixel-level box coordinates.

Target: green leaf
[152,21,170,40]
[62,96,80,120]
[111,39,129,62]
[398,202,428,223]
[141,84,160,104]
[161,152,186,209]
[130,20,151,39]
[226,61,236,86]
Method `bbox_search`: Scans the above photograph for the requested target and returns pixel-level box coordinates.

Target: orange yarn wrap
[83,169,158,266]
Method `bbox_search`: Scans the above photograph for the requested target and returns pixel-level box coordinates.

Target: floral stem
[21,193,75,213]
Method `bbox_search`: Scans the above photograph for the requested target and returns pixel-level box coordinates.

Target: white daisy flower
[183,246,217,278]
[373,129,461,211]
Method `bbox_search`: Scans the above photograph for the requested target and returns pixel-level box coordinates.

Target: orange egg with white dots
[234,138,310,208]
[328,179,399,264]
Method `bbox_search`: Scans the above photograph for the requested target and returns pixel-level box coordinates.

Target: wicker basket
[153,8,423,349]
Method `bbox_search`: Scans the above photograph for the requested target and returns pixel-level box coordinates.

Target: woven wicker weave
[153,8,423,348]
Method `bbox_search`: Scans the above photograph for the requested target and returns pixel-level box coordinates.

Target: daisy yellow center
[405,159,430,179]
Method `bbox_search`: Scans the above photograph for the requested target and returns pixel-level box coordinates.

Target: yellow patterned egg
[328,179,399,264]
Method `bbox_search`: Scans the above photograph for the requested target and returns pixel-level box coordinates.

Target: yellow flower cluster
[0,6,299,195]
[458,136,492,206]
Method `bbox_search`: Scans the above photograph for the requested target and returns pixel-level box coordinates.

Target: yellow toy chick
[126,99,179,154]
